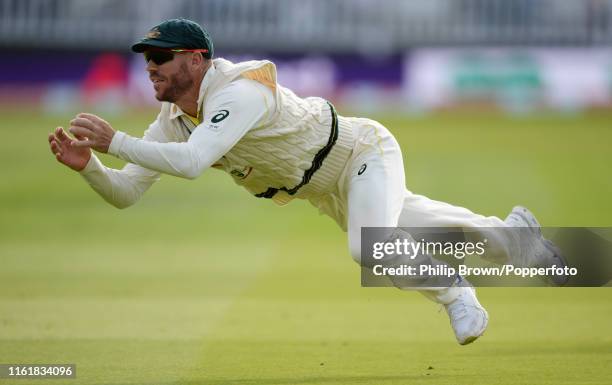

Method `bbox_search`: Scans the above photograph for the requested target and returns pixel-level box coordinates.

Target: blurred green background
[0,108,610,385]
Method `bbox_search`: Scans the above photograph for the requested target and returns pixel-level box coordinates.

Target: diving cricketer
[47,18,568,345]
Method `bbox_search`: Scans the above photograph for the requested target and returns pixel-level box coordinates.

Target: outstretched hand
[68,113,116,153]
[48,126,91,171]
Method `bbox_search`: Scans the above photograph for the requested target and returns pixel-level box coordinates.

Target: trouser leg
[398,193,541,268]
[343,120,528,304]
[345,122,461,301]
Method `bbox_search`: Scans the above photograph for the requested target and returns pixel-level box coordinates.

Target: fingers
[69,126,93,139]
[49,128,64,156]
[49,134,66,165]
[70,113,114,153]
[70,117,96,130]
[69,117,95,140]
[77,112,108,126]
[70,114,110,142]
[50,139,61,154]
[52,114,108,152]
[49,138,61,158]
[70,139,94,148]
[55,126,72,144]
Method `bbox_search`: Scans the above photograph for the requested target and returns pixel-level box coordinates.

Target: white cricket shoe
[505,206,570,286]
[444,286,489,345]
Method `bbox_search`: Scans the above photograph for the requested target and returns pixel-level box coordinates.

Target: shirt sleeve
[107,78,275,179]
[78,118,166,209]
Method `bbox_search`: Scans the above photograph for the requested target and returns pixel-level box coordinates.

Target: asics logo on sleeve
[206,109,230,132]
[211,110,230,123]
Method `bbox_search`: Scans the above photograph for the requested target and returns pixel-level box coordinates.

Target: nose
[145,59,158,72]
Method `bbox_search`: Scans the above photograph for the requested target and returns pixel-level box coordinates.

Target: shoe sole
[459,309,488,345]
[457,289,489,345]
[461,336,478,345]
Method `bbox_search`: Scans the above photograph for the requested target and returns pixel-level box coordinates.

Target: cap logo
[146,27,161,39]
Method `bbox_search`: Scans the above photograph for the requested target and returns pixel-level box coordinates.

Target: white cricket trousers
[329,117,529,304]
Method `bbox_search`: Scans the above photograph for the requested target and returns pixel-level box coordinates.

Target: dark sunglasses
[144,48,209,65]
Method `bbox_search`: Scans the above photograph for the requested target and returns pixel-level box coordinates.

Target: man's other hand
[48,126,92,171]
[69,113,116,153]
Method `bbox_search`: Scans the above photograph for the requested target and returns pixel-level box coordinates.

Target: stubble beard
[156,62,193,103]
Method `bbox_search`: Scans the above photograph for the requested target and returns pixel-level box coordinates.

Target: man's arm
[77,156,161,209]
[70,79,275,180]
[77,120,165,208]
[49,119,165,209]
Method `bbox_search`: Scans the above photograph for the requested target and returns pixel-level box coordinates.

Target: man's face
[145,49,195,103]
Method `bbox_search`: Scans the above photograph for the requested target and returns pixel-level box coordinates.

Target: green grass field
[1,108,611,385]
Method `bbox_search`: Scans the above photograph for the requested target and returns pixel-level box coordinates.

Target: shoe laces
[444,292,471,321]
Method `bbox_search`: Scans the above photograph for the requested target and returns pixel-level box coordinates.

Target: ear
[191,52,203,67]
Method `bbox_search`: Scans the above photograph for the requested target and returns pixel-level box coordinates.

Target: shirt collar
[169,63,217,120]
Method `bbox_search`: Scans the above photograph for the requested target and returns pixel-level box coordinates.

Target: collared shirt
[79,64,275,208]
[108,69,275,179]
[168,63,218,123]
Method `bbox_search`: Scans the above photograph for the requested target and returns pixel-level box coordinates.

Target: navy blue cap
[131,18,214,58]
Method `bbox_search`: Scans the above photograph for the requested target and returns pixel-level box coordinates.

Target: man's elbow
[176,146,208,180]
[181,169,203,180]
[176,159,205,180]
[112,201,134,209]
[103,195,138,209]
